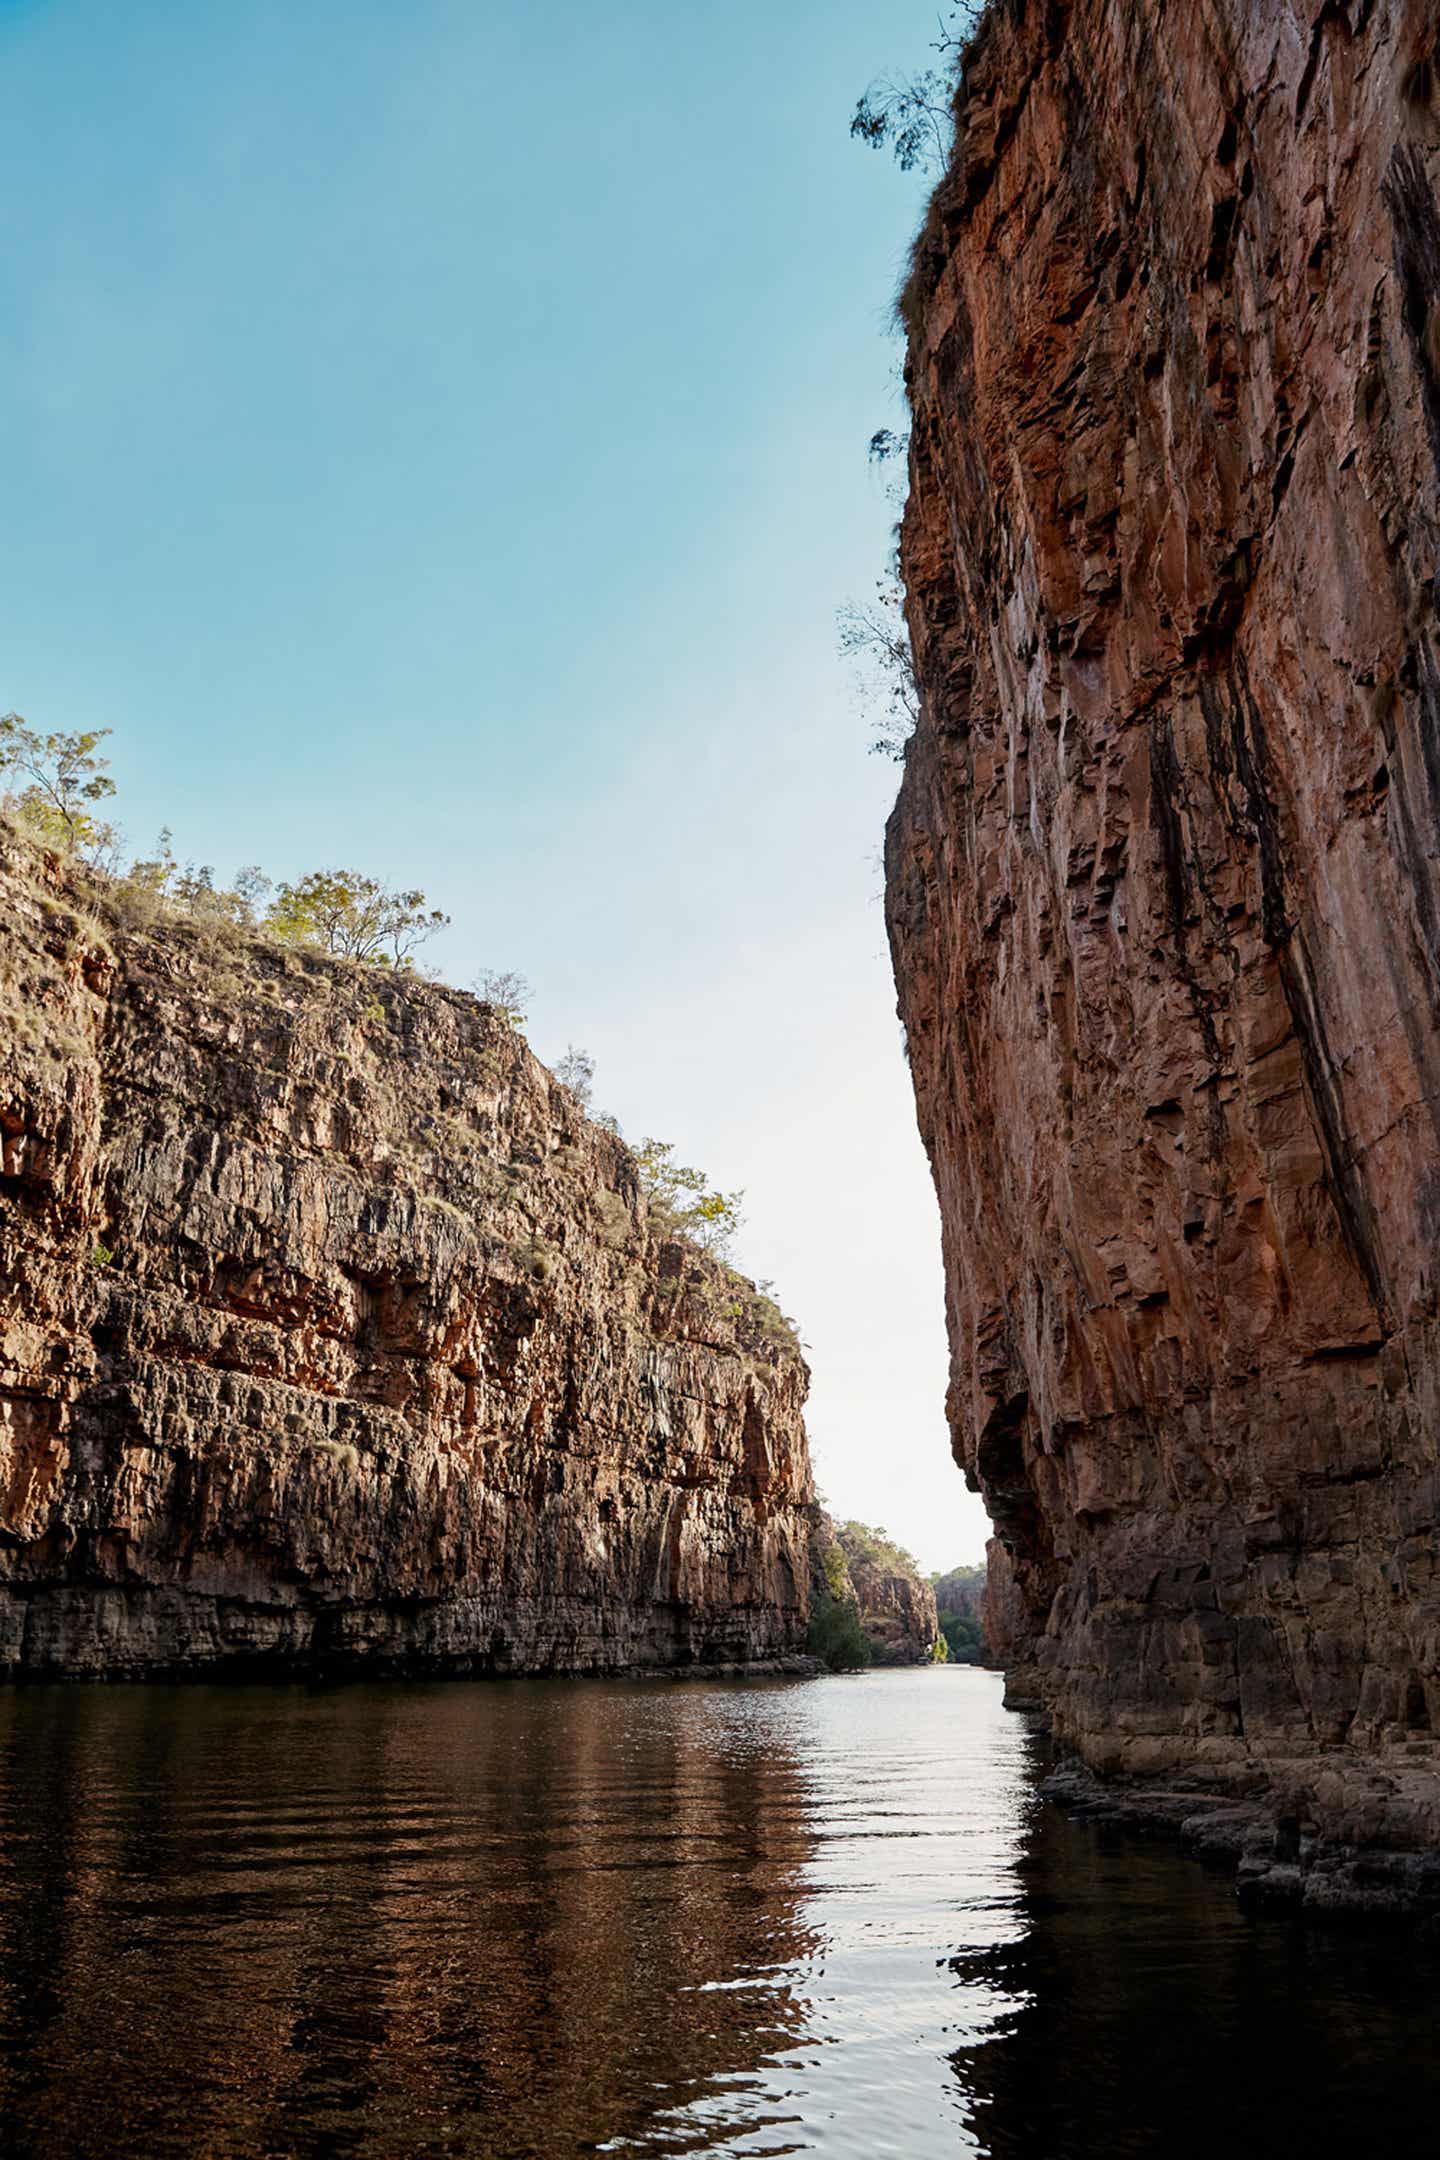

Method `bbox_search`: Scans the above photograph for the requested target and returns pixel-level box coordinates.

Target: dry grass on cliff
[0,813,807,1368]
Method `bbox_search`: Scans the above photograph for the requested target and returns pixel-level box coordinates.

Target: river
[0,1667,1435,2157]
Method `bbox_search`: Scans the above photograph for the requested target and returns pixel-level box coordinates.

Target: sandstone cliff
[0,828,817,1675]
[887,0,1440,1905]
[835,1521,939,1664]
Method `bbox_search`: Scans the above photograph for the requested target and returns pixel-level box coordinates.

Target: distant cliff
[835,1521,939,1664]
[932,1559,988,1664]
[888,0,1440,1907]
[0,826,818,1675]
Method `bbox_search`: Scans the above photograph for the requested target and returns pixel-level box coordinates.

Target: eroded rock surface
[0,833,816,1675]
[835,1521,939,1664]
[888,0,1440,1900]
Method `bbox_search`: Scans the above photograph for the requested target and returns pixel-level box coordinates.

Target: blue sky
[1,0,990,1570]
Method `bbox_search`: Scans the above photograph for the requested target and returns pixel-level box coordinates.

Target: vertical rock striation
[0,832,817,1675]
[888,0,1440,1899]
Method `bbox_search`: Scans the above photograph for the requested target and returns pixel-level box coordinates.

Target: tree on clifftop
[266,869,449,967]
[0,713,117,859]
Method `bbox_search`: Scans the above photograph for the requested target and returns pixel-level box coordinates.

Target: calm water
[0,1669,1437,2158]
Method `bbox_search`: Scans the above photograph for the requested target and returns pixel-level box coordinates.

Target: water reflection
[0,1682,827,2158]
[946,1733,1440,2159]
[0,1674,1434,2158]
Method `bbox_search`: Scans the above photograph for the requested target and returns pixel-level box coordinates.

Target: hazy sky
[1,0,992,1570]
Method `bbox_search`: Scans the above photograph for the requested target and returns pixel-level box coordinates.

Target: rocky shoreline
[1038,1753,1440,1924]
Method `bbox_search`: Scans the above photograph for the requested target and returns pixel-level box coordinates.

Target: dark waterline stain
[0,1671,1435,2158]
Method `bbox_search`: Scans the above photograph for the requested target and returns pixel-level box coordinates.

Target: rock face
[931,1561,986,1626]
[0,831,817,1676]
[834,1522,939,1664]
[887,0,1440,1896]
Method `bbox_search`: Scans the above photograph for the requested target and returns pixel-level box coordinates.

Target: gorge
[887,0,1440,1909]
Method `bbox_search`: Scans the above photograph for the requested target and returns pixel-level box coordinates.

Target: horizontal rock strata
[888,0,1440,1905]
[0,832,816,1676]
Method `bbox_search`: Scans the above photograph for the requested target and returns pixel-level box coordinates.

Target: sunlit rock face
[888,0,1440,1883]
[0,832,817,1675]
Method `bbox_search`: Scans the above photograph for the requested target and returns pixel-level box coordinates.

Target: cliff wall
[835,1521,939,1663]
[887,0,1440,1899]
[0,830,816,1675]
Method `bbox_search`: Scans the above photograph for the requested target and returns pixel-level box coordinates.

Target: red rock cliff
[0,830,817,1675]
[887,0,1440,1900]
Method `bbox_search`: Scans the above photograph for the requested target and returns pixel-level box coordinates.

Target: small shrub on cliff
[725,1277,802,1357]
[849,4,979,175]
[514,1233,558,1284]
[473,969,530,1027]
[266,869,449,967]
[594,1190,632,1249]
[850,73,953,174]
[121,830,272,930]
[635,1137,743,1259]
[555,1044,595,1107]
[838,579,920,762]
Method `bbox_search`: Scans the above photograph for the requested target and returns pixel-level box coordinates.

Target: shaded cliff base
[996,1565,1440,1919]
[0,1582,827,1686]
[1032,1751,1440,1925]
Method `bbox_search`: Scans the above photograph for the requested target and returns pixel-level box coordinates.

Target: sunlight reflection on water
[0,1669,1436,2158]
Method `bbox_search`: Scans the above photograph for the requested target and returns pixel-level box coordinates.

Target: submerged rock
[0,829,818,1676]
[888,0,1440,1902]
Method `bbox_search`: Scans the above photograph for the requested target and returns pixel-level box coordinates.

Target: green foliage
[89,1241,115,1269]
[636,1137,743,1258]
[0,714,117,860]
[808,1536,871,1672]
[473,969,530,1027]
[932,1558,988,1664]
[849,6,980,174]
[929,1633,950,1664]
[121,830,271,928]
[266,869,448,966]
[838,1520,921,1579]
[514,1233,558,1284]
[938,1611,985,1665]
[850,72,953,173]
[807,1590,873,1673]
